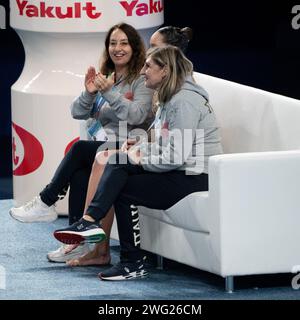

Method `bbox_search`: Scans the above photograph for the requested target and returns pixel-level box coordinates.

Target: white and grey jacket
[140,76,223,174]
[71,75,154,141]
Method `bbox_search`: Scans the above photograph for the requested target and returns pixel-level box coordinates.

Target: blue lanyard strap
[91,95,106,116]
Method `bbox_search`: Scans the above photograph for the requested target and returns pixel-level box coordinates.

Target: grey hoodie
[71,75,154,141]
[140,76,223,174]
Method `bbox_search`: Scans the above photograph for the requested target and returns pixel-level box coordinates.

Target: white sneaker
[47,243,90,263]
[9,196,57,223]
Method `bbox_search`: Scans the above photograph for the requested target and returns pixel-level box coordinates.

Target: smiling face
[140,56,167,90]
[108,28,133,70]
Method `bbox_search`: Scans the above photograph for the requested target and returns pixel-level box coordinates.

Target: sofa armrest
[207,150,300,276]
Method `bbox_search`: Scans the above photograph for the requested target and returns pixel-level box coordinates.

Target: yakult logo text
[16,0,102,19]
[120,0,163,16]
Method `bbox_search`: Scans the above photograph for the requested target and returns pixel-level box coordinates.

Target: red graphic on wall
[12,122,44,176]
[64,137,80,156]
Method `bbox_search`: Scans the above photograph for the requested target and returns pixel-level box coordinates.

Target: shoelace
[23,197,55,211]
[120,261,143,272]
[62,244,74,253]
[23,196,39,212]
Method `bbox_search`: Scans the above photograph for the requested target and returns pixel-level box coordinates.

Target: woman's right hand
[84,67,98,93]
[121,138,138,153]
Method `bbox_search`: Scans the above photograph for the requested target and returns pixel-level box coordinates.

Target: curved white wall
[10,0,164,212]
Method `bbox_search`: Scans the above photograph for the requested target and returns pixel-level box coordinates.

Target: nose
[140,65,146,75]
[115,42,122,51]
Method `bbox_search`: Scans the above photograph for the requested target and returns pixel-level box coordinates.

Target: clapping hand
[85,67,98,93]
[94,72,115,94]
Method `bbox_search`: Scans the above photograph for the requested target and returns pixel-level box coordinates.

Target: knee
[69,140,87,154]
[67,140,92,160]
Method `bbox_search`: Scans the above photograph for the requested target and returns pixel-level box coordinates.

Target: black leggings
[40,140,114,224]
[86,153,209,261]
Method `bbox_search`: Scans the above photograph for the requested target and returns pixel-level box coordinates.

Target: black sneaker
[53,218,106,245]
[99,258,148,281]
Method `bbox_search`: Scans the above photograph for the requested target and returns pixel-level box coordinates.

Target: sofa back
[193,72,300,153]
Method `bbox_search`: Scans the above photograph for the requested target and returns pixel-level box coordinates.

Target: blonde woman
[54,46,223,280]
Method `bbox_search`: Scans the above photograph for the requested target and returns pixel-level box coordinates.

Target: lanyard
[91,95,106,116]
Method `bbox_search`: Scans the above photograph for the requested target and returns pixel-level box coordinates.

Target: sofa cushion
[138,191,210,233]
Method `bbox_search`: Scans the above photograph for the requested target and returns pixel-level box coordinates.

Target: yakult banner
[10,0,164,213]
[10,0,164,32]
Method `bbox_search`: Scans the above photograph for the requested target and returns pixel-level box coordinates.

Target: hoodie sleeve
[101,76,153,125]
[70,90,98,120]
[140,98,203,172]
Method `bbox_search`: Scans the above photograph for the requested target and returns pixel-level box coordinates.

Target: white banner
[10,0,164,32]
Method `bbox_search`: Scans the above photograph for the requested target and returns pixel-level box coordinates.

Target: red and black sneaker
[53,218,106,245]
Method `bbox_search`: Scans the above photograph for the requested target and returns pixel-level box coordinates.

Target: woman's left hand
[121,138,138,153]
[94,72,115,93]
[127,147,142,165]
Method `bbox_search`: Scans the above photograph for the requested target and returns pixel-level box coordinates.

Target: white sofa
[112,72,300,292]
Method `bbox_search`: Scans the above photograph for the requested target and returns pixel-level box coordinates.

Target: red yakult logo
[15,0,163,20]
[16,0,102,19]
[12,122,44,176]
[120,0,163,16]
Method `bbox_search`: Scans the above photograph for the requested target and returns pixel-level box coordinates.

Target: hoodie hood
[180,75,209,102]
[140,73,223,174]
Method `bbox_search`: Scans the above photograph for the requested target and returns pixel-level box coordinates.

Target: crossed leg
[67,149,117,266]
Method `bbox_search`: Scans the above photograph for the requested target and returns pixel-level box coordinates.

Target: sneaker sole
[9,210,57,223]
[99,269,148,281]
[47,246,90,263]
[53,230,106,245]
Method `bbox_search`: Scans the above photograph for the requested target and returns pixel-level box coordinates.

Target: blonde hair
[147,46,193,104]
